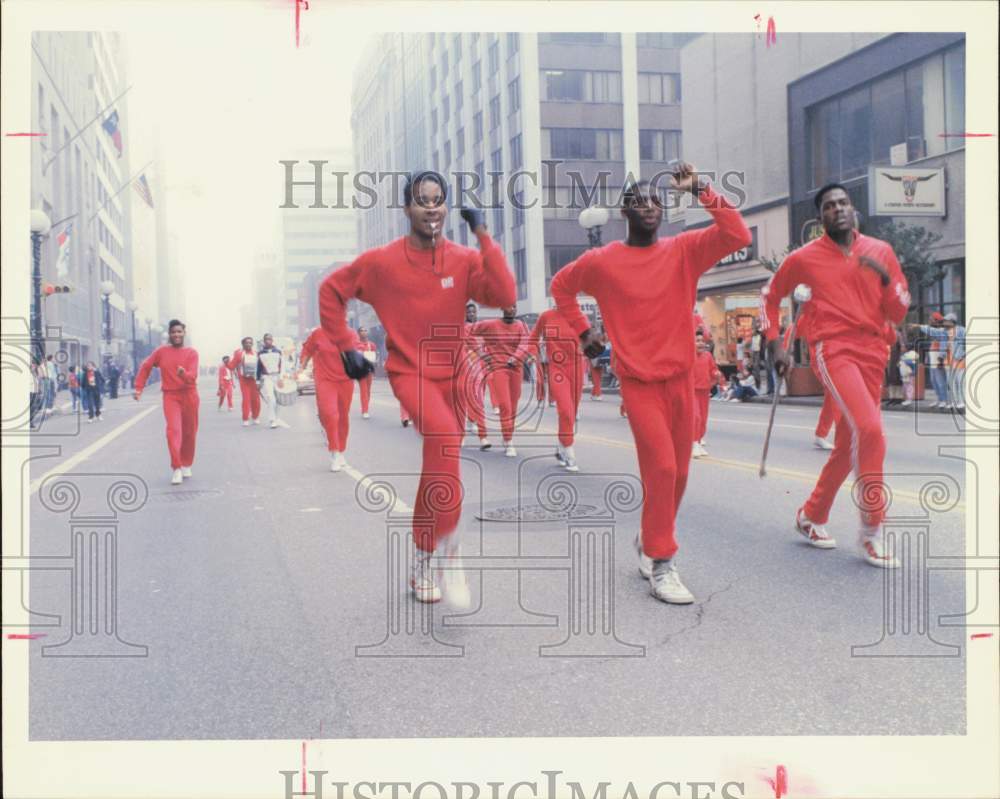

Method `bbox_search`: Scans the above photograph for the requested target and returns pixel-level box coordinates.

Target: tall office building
[352,32,694,315]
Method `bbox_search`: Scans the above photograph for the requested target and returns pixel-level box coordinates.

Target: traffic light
[42,283,71,296]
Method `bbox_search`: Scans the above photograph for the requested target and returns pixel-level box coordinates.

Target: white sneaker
[410,550,442,603]
[438,536,471,609]
[795,507,837,549]
[330,452,344,472]
[649,559,694,604]
[362,412,370,419]
[243,420,250,427]
[900,400,912,407]
[479,438,492,450]
[591,395,603,402]
[253,418,261,425]
[504,443,517,457]
[170,469,183,486]
[859,526,900,568]
[492,407,500,416]
[691,442,708,459]
[228,407,233,412]
[814,435,834,450]
[98,414,104,421]
[634,535,653,579]
[181,466,193,479]
[548,401,556,408]
[559,444,579,471]
[929,401,940,409]
[86,418,94,424]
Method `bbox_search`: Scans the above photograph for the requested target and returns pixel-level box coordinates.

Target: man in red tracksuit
[300,325,358,472]
[763,183,908,567]
[217,355,234,411]
[472,305,532,457]
[134,319,200,485]
[691,331,722,458]
[319,170,515,605]
[357,327,377,419]
[551,164,752,604]
[462,302,493,450]
[229,337,261,426]
[529,306,585,470]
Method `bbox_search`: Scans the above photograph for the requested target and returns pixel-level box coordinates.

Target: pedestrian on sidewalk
[552,164,752,604]
[134,319,200,485]
[942,313,966,412]
[300,325,360,472]
[909,313,950,409]
[67,365,80,413]
[230,337,262,426]
[529,306,585,470]
[319,169,515,606]
[217,355,234,411]
[763,183,909,567]
[108,361,121,399]
[357,327,378,419]
[82,361,105,421]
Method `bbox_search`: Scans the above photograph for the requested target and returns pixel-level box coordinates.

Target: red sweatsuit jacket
[319,232,515,382]
[551,184,752,382]
[301,327,353,383]
[471,318,532,368]
[760,232,909,346]
[529,308,583,372]
[229,348,258,380]
[135,346,199,394]
[693,351,722,390]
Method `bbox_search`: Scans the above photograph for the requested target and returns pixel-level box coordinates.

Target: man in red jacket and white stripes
[762,183,909,568]
[551,164,752,605]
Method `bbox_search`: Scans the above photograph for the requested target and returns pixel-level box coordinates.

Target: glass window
[456,127,465,157]
[639,130,680,161]
[472,61,482,92]
[637,33,680,48]
[514,249,527,300]
[872,73,906,164]
[431,108,438,130]
[542,69,585,101]
[493,204,505,234]
[808,98,840,188]
[455,81,464,113]
[544,33,608,45]
[510,134,522,169]
[508,77,520,113]
[839,86,872,180]
[588,71,622,102]
[507,33,519,55]
[444,141,451,167]
[491,148,502,175]
[473,111,483,142]
[488,41,499,73]
[904,63,927,161]
[489,95,501,130]
[443,95,450,121]
[944,45,965,152]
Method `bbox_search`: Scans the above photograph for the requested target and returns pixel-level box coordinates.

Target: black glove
[459,208,485,232]
[580,329,606,360]
[341,350,374,380]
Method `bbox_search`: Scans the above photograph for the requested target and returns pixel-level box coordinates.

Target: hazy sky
[126,8,372,356]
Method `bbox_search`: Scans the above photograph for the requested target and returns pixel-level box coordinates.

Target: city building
[30,31,143,368]
[352,32,695,316]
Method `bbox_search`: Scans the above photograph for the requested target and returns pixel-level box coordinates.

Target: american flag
[133,174,154,208]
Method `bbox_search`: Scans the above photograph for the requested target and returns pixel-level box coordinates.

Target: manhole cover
[476,503,602,523]
[152,489,223,503]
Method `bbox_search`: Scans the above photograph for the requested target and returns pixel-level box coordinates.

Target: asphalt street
[22,376,971,740]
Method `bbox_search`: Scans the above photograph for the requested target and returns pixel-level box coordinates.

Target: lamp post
[100,280,114,353]
[30,209,52,362]
[128,301,140,373]
[578,205,609,249]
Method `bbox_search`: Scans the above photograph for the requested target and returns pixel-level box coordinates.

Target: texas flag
[101,110,123,158]
[56,223,72,277]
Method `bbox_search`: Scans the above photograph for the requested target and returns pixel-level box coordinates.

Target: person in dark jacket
[81,361,105,422]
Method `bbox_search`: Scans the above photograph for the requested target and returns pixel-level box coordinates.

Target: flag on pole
[56,223,73,277]
[101,110,123,157]
[133,174,154,208]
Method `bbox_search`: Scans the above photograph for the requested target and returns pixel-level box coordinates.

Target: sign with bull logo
[869,166,946,217]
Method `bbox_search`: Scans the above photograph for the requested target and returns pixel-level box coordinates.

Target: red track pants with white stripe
[238,376,260,421]
[489,366,523,442]
[807,338,888,528]
[316,376,354,452]
[359,374,373,414]
[619,371,695,561]
[162,389,199,470]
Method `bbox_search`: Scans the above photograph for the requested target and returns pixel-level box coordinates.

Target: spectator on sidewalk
[943,313,966,411]
[727,367,758,402]
[68,365,81,412]
[909,313,950,409]
[82,361,105,422]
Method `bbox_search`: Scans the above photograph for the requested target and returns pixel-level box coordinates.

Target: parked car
[296,365,315,395]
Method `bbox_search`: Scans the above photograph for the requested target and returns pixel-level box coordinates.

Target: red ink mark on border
[938,133,995,138]
[971,633,994,639]
[295,0,309,48]
[766,17,777,47]
[301,741,307,793]
[7,633,47,639]
[5,132,48,137]
[764,766,788,799]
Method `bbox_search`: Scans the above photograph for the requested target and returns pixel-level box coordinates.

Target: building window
[472,60,482,93]
[637,72,681,104]
[441,51,449,78]
[456,127,465,158]
[489,95,501,130]
[455,80,464,113]
[444,141,452,168]
[512,192,525,228]
[546,245,588,291]
[475,160,485,190]
[433,150,439,172]
[507,32,519,56]
[491,147,503,176]
[510,134,522,169]
[430,65,436,87]
[540,70,622,103]
[639,129,681,161]
[541,33,610,45]
[508,77,520,114]
[542,128,624,160]
[488,40,500,73]
[474,111,484,142]
[452,33,462,62]
[443,95,450,122]
[431,108,438,130]
[514,248,527,300]
[637,33,682,48]
[943,45,965,152]
[493,204,505,235]
[460,225,469,246]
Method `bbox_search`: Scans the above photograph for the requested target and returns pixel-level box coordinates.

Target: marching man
[551,165,752,604]
[217,355,234,411]
[257,333,284,429]
[357,326,378,419]
[529,306,585,470]
[300,326,359,471]
[472,305,532,457]
[762,183,909,567]
[134,319,200,485]
[463,301,493,450]
[230,337,261,426]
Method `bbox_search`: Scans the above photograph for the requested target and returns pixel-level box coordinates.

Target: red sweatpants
[217,384,233,409]
[316,377,354,452]
[814,391,841,439]
[461,364,488,438]
[590,366,603,397]
[162,389,199,470]
[490,366,523,442]
[238,376,260,421]
[388,374,464,553]
[359,374,373,414]
[486,372,500,411]
[550,365,583,446]
[535,362,549,403]
[693,389,711,442]
[620,372,695,560]
[807,339,888,528]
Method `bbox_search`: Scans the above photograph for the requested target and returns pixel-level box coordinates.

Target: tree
[868,219,945,293]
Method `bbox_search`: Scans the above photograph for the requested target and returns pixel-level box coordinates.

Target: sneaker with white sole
[859,526,900,568]
[814,435,835,450]
[362,412,370,419]
[649,559,694,604]
[253,418,261,425]
[181,466,193,479]
[562,445,579,472]
[170,469,183,486]
[555,446,568,466]
[243,420,250,427]
[479,438,492,451]
[795,508,837,549]
[504,443,517,457]
[269,420,278,429]
[410,550,442,603]
[634,535,653,579]
[438,536,471,609]
[691,442,708,459]
[330,451,346,472]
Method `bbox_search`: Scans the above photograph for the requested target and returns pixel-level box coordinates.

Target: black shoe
[402,419,410,427]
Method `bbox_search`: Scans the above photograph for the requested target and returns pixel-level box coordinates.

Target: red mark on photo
[301,741,307,793]
[7,633,47,639]
[970,633,994,639]
[295,0,309,48]
[6,132,47,137]
[764,765,788,798]
[938,133,995,138]
[766,17,777,47]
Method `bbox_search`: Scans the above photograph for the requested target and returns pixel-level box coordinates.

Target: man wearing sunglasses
[550,163,752,605]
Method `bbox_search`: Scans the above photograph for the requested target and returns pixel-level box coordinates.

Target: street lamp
[578,205,609,249]
[145,315,153,350]
[100,280,114,350]
[128,301,140,373]
[30,209,52,362]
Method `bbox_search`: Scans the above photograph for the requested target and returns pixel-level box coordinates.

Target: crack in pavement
[654,578,742,648]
